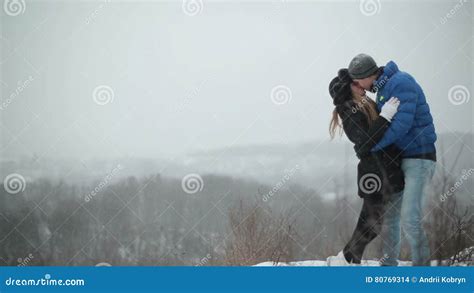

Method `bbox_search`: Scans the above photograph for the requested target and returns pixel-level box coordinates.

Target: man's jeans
[382,158,436,266]
[380,190,403,266]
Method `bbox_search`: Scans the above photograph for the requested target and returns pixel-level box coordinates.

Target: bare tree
[224,199,298,265]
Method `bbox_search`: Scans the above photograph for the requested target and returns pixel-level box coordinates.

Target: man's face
[350,83,365,97]
[352,77,374,91]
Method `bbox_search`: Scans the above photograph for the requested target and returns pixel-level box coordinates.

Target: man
[348,54,437,266]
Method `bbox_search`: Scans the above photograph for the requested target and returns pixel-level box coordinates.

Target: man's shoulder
[385,71,417,92]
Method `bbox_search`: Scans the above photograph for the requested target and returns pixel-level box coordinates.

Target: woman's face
[350,82,365,97]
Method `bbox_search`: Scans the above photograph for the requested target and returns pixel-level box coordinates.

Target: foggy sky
[1,0,472,159]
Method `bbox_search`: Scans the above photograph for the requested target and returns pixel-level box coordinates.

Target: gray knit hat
[348,53,379,79]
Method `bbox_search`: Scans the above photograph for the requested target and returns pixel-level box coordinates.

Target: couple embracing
[327,54,437,266]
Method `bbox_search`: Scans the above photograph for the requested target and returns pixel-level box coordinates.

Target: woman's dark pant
[343,196,384,264]
[343,193,402,265]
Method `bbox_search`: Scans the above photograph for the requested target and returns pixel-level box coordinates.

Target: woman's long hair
[329,91,379,139]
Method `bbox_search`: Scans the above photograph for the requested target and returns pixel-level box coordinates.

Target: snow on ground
[255,247,474,266]
[255,260,412,266]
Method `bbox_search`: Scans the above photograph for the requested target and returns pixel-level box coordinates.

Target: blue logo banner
[0,266,472,292]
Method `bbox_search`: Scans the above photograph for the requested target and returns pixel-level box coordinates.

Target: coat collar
[373,61,399,92]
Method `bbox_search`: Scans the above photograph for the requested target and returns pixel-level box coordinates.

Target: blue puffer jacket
[371,61,437,156]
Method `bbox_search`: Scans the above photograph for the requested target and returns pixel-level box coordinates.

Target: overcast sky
[1,0,472,159]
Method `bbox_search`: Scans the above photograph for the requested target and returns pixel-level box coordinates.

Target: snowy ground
[254,259,413,266]
[255,247,474,266]
[255,259,472,266]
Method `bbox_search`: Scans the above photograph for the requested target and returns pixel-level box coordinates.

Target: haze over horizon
[1,0,472,160]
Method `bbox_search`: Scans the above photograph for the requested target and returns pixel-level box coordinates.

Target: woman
[326,69,405,266]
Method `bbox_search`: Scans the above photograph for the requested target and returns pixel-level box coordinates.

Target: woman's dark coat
[336,100,404,198]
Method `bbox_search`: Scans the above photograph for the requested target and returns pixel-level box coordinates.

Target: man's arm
[371,81,418,151]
